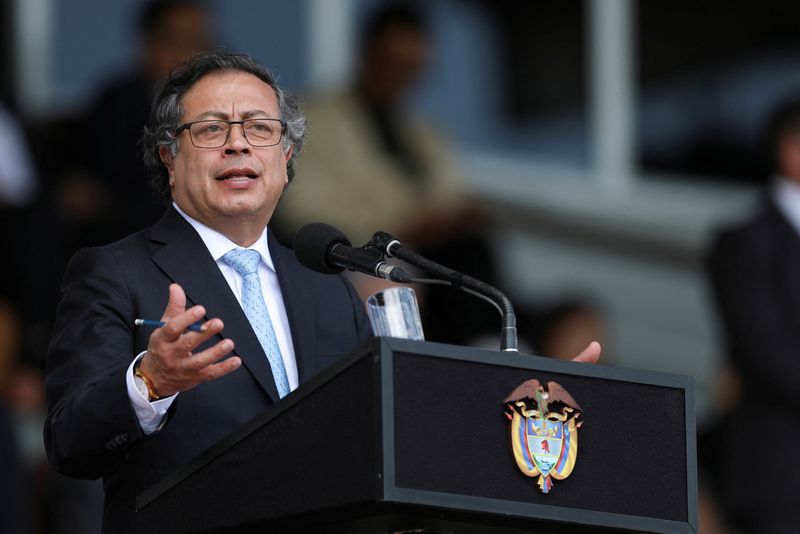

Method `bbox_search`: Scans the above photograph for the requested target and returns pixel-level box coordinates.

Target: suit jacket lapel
[268,232,318,385]
[148,207,282,402]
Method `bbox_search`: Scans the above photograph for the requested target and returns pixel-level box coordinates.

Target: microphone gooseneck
[372,231,518,352]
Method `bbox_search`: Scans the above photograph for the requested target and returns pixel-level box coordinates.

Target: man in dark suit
[708,98,800,533]
[44,51,372,534]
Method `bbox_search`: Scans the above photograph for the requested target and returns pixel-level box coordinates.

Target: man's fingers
[185,337,236,372]
[200,355,242,383]
[572,341,601,364]
[157,283,209,340]
[157,305,208,341]
[143,332,237,397]
[160,283,188,321]
[170,318,224,351]
[187,337,241,382]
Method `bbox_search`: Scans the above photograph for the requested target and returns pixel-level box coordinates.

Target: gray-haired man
[44,50,372,534]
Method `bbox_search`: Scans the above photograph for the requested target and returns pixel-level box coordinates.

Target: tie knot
[222,248,261,276]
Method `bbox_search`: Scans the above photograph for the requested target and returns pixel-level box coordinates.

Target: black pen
[134,319,205,333]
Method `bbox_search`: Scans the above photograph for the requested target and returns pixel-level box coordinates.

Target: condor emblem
[503,380,582,494]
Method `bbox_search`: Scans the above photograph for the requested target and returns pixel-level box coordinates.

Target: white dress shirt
[773,176,800,238]
[126,203,298,434]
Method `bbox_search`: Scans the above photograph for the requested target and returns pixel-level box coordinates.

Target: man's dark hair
[138,0,207,38]
[358,2,428,51]
[762,97,800,173]
[142,49,306,200]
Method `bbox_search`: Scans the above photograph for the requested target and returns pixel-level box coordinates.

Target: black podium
[136,338,698,533]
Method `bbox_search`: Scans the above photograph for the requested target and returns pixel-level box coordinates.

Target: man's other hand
[571,341,601,364]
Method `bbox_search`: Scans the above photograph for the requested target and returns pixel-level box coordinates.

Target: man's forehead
[181,70,279,116]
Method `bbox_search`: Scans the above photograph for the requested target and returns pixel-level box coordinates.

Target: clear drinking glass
[366,287,425,341]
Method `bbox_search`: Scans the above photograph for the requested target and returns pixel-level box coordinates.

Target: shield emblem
[527,418,563,478]
[504,380,582,494]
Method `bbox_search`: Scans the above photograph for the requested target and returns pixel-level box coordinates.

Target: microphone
[294,223,413,283]
[371,231,518,351]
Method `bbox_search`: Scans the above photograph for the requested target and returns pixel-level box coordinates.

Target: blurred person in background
[0,103,37,211]
[0,300,26,534]
[0,99,37,310]
[16,0,214,368]
[10,3,212,532]
[0,101,36,534]
[5,155,106,532]
[276,2,476,249]
[85,0,213,235]
[708,97,800,533]
[275,2,512,346]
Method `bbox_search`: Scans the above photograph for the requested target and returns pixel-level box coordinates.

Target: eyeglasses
[174,118,287,148]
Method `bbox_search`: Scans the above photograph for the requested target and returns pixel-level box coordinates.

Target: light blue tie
[222,248,290,398]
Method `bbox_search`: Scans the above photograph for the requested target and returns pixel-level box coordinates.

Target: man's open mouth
[217,168,258,180]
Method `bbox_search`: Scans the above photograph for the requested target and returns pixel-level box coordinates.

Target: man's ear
[159,146,174,169]
[159,146,175,185]
[283,145,293,186]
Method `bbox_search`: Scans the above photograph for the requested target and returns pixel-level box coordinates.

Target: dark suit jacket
[44,207,372,533]
[708,197,800,525]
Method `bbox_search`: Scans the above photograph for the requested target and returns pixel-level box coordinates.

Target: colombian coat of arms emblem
[503,380,582,494]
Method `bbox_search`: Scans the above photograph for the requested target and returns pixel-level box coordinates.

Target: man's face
[162,70,291,234]
[362,25,430,105]
[779,131,800,182]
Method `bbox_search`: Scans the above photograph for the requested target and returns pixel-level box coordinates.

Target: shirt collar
[172,202,275,272]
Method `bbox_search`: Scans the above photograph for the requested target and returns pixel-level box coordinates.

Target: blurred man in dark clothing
[85,0,213,235]
[708,97,800,534]
[17,0,213,369]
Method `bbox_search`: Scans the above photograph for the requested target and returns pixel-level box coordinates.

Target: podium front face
[137,338,698,534]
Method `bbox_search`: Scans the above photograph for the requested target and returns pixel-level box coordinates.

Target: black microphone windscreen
[293,223,351,274]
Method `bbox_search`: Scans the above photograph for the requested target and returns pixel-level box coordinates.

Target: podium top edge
[375,337,694,391]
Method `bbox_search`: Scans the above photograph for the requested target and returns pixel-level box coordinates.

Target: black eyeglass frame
[173,118,287,148]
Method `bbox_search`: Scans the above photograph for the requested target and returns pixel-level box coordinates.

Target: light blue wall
[213,0,306,90]
[54,0,140,108]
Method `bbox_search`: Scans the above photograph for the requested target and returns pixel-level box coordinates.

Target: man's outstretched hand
[140,283,241,398]
[571,341,601,364]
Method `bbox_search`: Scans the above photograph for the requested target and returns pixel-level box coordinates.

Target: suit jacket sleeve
[44,246,146,479]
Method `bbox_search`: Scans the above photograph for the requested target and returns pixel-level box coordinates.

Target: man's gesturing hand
[139,283,241,398]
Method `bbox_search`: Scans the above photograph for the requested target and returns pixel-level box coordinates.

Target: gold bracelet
[134,366,161,401]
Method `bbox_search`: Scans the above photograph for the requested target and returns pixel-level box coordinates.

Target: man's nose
[224,123,250,153]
